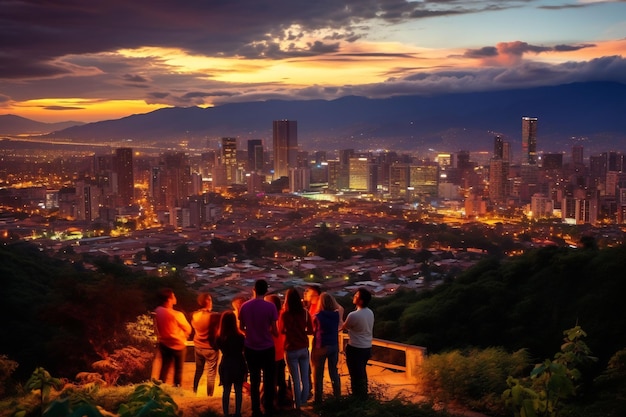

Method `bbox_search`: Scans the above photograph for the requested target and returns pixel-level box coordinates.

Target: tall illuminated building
[521,117,538,165]
[221,137,237,183]
[389,163,409,199]
[273,120,298,179]
[115,147,134,206]
[494,135,503,159]
[348,156,371,191]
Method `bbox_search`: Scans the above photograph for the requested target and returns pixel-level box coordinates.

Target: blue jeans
[311,345,341,402]
[286,347,310,408]
[193,347,218,395]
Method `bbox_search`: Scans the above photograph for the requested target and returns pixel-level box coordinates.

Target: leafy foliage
[314,390,452,417]
[370,245,626,366]
[91,347,153,386]
[0,241,195,381]
[117,382,179,417]
[502,326,597,417]
[0,354,18,397]
[419,347,530,415]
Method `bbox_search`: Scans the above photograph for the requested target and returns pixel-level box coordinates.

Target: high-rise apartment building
[494,135,503,159]
[348,156,371,191]
[572,145,584,166]
[221,137,237,183]
[389,163,409,199]
[273,120,298,179]
[247,139,264,172]
[115,147,134,206]
[489,158,509,203]
[521,117,538,165]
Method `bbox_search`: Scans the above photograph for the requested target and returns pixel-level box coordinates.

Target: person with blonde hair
[191,292,220,396]
[311,293,341,402]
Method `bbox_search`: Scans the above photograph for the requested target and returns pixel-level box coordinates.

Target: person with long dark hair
[279,288,313,410]
[216,311,247,417]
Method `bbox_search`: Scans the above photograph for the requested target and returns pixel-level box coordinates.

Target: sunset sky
[1,0,625,123]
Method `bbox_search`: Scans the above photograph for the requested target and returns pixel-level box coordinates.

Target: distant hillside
[0,114,84,135]
[36,81,626,153]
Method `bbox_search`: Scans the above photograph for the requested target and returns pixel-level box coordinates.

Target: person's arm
[177,311,192,338]
[270,318,279,338]
[340,313,351,332]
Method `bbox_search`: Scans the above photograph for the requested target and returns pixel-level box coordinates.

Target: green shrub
[419,347,530,415]
[0,354,19,397]
[314,394,451,417]
[502,326,597,417]
[117,381,178,417]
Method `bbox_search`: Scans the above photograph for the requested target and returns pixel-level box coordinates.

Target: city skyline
[1,1,625,123]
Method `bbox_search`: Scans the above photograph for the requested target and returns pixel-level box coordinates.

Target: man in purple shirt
[239,279,278,417]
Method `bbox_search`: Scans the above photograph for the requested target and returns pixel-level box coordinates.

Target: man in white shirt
[341,287,374,398]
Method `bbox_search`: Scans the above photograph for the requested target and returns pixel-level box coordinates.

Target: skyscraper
[494,135,503,159]
[521,117,538,165]
[115,147,134,206]
[572,145,584,166]
[247,139,264,172]
[273,120,298,179]
[221,137,237,183]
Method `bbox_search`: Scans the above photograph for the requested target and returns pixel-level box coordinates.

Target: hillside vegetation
[2,240,626,416]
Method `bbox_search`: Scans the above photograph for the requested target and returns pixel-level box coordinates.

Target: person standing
[264,294,289,408]
[191,292,220,396]
[216,310,247,417]
[239,279,278,417]
[279,288,313,410]
[154,288,192,387]
[341,287,374,399]
[311,293,341,403]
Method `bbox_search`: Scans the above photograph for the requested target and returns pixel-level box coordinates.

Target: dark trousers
[159,343,186,387]
[345,344,371,398]
[245,346,275,416]
[274,358,288,405]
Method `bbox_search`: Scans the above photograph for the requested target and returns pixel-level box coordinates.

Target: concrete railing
[339,334,427,382]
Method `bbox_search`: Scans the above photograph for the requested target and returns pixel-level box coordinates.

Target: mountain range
[2,81,626,153]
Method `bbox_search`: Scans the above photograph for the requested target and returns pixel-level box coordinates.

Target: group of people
[153,280,375,417]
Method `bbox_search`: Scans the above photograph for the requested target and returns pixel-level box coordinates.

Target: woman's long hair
[284,288,304,314]
[218,310,241,342]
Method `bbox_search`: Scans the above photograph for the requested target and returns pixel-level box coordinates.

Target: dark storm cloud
[554,43,595,52]
[123,74,149,83]
[148,92,170,99]
[0,0,513,79]
[463,42,596,60]
[182,91,235,99]
[350,55,626,98]
[464,46,499,58]
[42,106,85,111]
